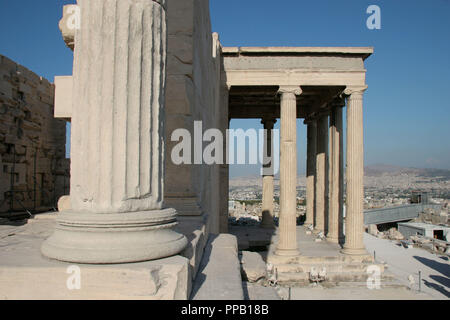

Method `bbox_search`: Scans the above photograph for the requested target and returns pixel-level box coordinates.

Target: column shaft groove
[342,90,366,255]
[276,87,300,256]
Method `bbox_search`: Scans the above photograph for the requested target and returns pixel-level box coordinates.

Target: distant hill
[230,164,450,181]
[364,164,450,179]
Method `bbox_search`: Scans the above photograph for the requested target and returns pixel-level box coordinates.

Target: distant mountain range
[364,164,450,179]
[230,164,450,181]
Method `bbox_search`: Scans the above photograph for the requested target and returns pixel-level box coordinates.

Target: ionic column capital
[343,85,367,98]
[261,117,277,129]
[303,117,317,126]
[278,85,302,97]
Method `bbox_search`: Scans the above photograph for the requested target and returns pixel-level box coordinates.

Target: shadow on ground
[423,278,450,298]
[413,255,450,278]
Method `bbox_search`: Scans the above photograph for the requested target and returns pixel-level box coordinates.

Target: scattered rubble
[239,251,267,283]
[412,208,449,226]
[368,224,379,236]
[409,235,449,255]
[374,227,404,240]
[309,267,327,284]
[387,228,405,240]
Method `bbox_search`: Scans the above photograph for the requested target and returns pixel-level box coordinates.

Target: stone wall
[191,0,222,234]
[165,0,223,233]
[0,55,69,213]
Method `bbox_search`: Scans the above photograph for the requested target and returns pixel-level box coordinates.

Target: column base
[326,236,344,244]
[274,248,300,256]
[312,228,324,235]
[41,208,188,264]
[340,247,368,256]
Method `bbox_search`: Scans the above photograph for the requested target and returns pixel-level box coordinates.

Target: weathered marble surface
[42,0,187,264]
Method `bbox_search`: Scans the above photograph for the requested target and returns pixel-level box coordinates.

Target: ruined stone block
[54,76,72,120]
[168,35,194,64]
[0,81,13,100]
[165,75,194,115]
[0,55,68,213]
[0,55,17,74]
[167,0,194,35]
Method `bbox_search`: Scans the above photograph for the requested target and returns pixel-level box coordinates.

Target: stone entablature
[222,46,372,87]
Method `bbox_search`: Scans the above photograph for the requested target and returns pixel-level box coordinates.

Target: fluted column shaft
[71,0,165,213]
[314,115,328,233]
[305,120,317,226]
[342,87,367,255]
[327,106,344,243]
[338,106,344,242]
[261,118,277,228]
[42,0,187,264]
[276,86,301,256]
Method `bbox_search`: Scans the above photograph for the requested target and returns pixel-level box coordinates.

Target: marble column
[338,105,344,243]
[275,86,301,256]
[260,118,277,229]
[327,104,344,243]
[314,114,328,234]
[342,86,367,255]
[41,0,187,264]
[304,119,317,226]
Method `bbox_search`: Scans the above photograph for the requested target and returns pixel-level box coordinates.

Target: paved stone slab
[290,285,432,300]
[0,218,191,300]
[191,234,244,300]
[229,225,274,251]
[243,282,280,300]
[364,233,450,299]
[175,215,209,280]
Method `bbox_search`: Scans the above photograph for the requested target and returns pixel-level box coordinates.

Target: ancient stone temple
[0,0,378,299]
[222,48,377,283]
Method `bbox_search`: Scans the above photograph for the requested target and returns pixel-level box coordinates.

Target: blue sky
[210,0,450,176]
[0,0,449,178]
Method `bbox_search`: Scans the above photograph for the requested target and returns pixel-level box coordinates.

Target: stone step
[274,263,385,274]
[277,271,395,286]
[331,280,406,289]
[277,272,309,285]
[268,254,374,266]
[191,234,244,300]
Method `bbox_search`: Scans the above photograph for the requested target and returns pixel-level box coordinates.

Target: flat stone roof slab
[223,46,373,60]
